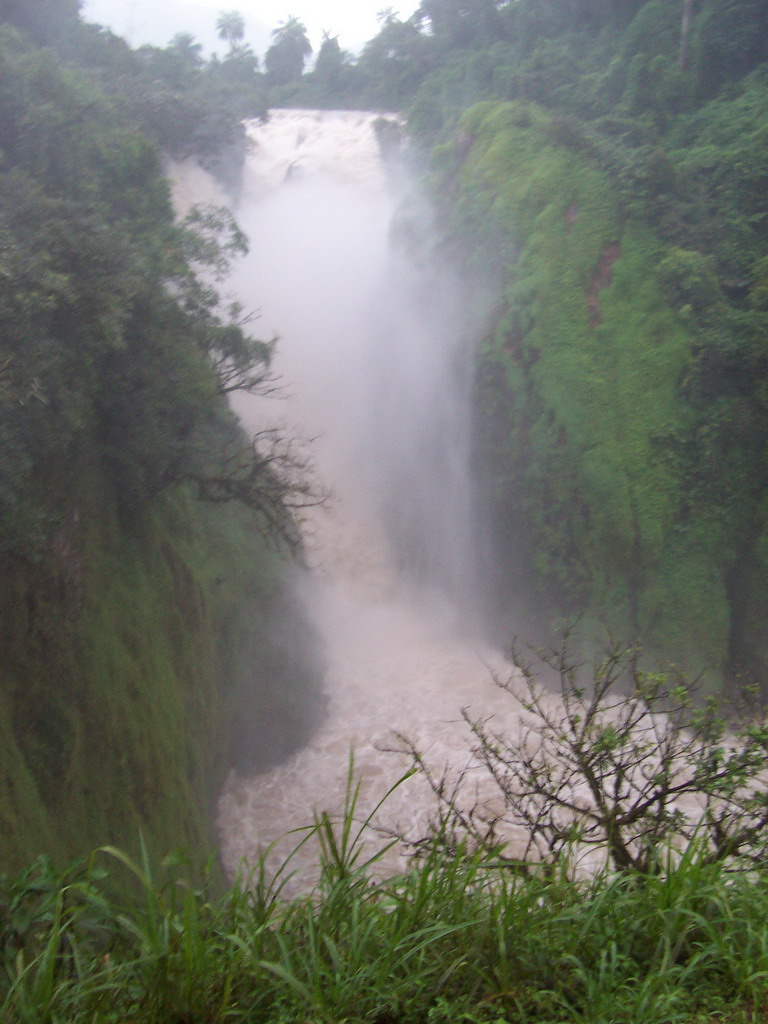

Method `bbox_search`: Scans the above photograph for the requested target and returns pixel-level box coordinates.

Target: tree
[417,0,504,50]
[216,9,245,53]
[147,33,205,90]
[169,32,204,67]
[314,30,342,79]
[159,202,323,541]
[189,427,322,555]
[173,204,277,399]
[357,14,432,108]
[311,31,353,102]
[204,43,265,122]
[390,637,768,876]
[0,0,80,44]
[376,8,398,27]
[265,16,312,86]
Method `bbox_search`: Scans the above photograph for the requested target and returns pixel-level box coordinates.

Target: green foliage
[354,14,436,112]
[265,17,312,87]
[400,637,768,876]
[0,3,321,870]
[656,247,723,315]
[430,30,768,685]
[0,465,316,869]
[6,760,768,1023]
[216,10,245,52]
[443,101,726,672]
[419,0,504,51]
[0,0,80,45]
[301,32,357,108]
[691,0,768,100]
[63,16,266,163]
[0,17,299,542]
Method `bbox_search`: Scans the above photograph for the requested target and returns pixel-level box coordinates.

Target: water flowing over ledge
[172,109,514,889]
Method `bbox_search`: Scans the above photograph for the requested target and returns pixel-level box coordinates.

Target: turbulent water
[176,110,525,888]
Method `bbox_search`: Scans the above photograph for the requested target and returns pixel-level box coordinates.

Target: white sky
[81,0,421,57]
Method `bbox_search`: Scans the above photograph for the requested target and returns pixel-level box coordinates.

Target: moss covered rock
[0,456,320,870]
[448,101,737,681]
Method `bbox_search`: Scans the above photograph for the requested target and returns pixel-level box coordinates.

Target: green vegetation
[7,648,768,1023]
[255,0,768,689]
[0,3,321,867]
[0,474,321,870]
[4,805,768,1022]
[441,100,723,675]
[2,1,768,1018]
[396,636,768,874]
[1,0,765,853]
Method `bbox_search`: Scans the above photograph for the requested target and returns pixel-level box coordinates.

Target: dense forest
[0,0,322,868]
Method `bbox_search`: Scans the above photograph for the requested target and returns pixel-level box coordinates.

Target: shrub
[391,636,768,877]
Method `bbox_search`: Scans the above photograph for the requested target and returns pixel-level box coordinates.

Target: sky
[80,0,421,58]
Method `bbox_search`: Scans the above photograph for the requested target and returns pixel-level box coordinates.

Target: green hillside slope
[0,7,320,868]
[439,90,768,685]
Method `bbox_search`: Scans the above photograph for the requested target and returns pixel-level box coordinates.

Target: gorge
[203,92,768,881]
[4,3,768,1016]
[3,0,768,878]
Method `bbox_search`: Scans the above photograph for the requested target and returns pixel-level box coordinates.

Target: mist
[207,110,516,887]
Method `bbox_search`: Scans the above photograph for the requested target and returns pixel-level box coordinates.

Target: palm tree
[216,10,245,53]
[169,32,204,66]
[314,30,345,87]
[265,16,313,85]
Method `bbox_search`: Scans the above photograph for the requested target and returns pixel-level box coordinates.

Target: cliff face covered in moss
[417,6,765,688]
[0,481,300,868]
[443,102,715,674]
[0,4,320,868]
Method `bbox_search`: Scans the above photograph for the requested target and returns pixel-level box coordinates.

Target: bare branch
[189,428,326,555]
[384,635,768,878]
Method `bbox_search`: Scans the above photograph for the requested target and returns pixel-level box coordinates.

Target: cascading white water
[208,110,526,888]
[229,110,484,610]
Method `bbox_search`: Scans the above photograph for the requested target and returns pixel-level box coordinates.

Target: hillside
[0,1,319,867]
[393,0,768,688]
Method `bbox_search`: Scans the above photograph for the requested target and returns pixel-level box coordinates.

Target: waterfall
[207,110,519,888]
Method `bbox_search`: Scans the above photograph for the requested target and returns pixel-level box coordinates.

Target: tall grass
[3,806,768,1022]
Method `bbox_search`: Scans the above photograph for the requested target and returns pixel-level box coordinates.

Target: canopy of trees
[0,15,302,558]
[265,16,313,87]
[0,0,328,867]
